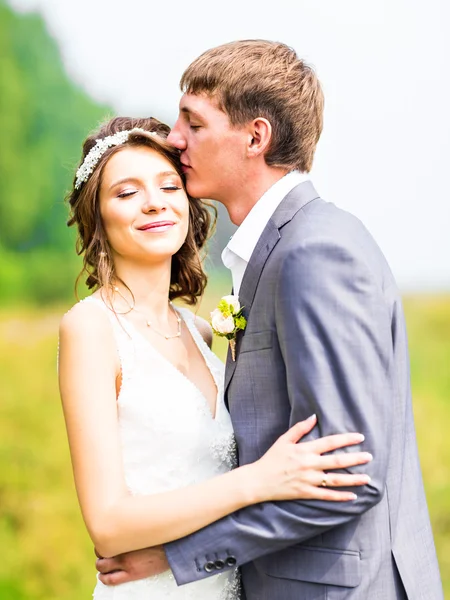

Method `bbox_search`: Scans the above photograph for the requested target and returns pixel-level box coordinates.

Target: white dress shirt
[221,171,309,296]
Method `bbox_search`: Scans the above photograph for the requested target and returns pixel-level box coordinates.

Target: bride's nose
[141,189,167,214]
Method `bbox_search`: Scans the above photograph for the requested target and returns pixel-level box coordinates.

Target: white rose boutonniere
[210,295,247,361]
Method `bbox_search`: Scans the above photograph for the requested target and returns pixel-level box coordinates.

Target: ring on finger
[321,473,328,487]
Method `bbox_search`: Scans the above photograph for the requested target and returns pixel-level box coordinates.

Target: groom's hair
[180,39,324,173]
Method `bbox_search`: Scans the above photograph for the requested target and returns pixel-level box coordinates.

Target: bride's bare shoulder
[58,295,119,373]
[179,308,213,349]
[194,314,213,349]
[59,296,110,339]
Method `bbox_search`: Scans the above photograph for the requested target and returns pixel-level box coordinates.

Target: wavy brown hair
[67,116,215,305]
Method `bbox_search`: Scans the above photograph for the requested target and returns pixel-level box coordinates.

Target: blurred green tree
[0,0,111,303]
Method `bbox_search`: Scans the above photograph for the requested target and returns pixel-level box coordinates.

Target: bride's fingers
[316,472,371,488]
[303,432,365,455]
[313,451,373,471]
[278,415,317,443]
[301,486,358,502]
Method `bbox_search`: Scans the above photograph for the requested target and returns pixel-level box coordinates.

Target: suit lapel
[224,220,281,391]
[224,181,320,393]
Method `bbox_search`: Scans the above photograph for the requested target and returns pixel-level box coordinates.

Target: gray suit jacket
[166,182,443,599]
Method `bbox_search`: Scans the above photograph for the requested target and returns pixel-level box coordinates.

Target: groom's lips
[181,161,191,174]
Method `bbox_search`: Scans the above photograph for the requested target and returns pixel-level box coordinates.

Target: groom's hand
[95,546,169,585]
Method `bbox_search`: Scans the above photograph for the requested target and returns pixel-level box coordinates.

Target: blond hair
[180,40,324,172]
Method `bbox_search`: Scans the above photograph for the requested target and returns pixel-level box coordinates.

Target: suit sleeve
[165,236,395,585]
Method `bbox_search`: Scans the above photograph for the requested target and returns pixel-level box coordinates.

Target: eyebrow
[180,106,204,121]
[108,171,180,191]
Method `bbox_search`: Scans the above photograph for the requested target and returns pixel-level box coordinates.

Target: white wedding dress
[82,296,241,600]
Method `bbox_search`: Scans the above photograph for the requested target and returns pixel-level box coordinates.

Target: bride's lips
[137,221,176,232]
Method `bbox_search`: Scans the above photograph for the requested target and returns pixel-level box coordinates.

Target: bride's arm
[59,302,370,559]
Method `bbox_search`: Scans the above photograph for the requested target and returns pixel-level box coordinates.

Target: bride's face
[99,145,190,265]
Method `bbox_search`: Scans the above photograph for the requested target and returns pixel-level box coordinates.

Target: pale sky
[9,0,450,291]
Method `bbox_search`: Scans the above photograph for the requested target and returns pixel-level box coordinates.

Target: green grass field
[1,289,449,599]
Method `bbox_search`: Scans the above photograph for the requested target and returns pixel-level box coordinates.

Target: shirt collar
[224,171,309,264]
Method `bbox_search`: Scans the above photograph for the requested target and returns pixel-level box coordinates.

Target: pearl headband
[75,128,159,190]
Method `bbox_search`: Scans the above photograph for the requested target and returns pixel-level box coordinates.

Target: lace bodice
[79,296,240,600]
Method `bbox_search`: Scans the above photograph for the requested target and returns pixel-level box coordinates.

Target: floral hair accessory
[210,295,247,361]
[74,128,159,190]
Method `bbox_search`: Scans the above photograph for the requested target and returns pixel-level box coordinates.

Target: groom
[96,40,443,598]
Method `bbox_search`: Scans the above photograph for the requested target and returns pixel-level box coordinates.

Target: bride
[58,116,371,599]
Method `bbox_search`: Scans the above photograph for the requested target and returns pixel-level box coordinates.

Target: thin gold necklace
[113,286,181,340]
[145,301,182,340]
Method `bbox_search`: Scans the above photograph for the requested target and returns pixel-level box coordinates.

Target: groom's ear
[246,117,272,159]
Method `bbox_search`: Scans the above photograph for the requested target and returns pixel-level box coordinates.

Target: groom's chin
[185,178,207,201]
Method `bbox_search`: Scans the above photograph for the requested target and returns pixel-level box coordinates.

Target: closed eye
[118,190,137,198]
[161,185,182,191]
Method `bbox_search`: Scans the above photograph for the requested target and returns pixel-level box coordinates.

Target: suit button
[215,559,225,570]
[204,561,215,573]
[226,556,237,567]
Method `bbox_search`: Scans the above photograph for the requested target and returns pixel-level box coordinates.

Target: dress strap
[176,307,224,399]
[81,296,136,399]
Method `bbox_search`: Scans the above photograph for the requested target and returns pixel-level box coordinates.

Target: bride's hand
[251,415,372,502]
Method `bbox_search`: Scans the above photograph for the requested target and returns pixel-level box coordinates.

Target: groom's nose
[167,122,187,150]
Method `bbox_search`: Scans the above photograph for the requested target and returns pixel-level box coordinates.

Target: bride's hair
[66,116,215,305]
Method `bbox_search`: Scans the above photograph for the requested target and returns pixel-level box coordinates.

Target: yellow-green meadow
[1,289,449,599]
